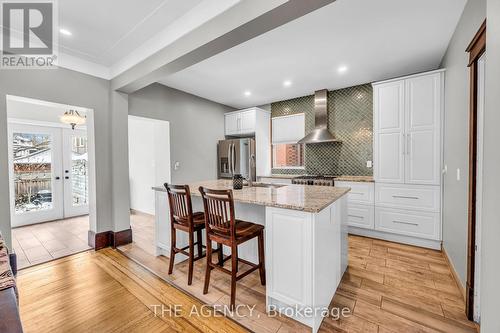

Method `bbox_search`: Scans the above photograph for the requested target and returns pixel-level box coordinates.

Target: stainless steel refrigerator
[218,138,256,180]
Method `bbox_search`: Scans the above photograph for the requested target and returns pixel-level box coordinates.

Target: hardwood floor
[16,234,478,333]
[17,249,247,333]
[119,234,478,333]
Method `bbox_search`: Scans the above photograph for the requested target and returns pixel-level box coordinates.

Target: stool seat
[176,212,205,228]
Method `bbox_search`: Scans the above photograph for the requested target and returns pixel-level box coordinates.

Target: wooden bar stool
[164,183,207,285]
[199,187,266,310]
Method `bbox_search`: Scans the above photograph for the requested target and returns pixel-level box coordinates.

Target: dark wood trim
[88,229,133,250]
[113,228,133,248]
[465,20,486,321]
[466,20,486,66]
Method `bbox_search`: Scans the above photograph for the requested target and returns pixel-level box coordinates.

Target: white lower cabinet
[347,203,375,229]
[375,206,440,240]
[336,181,375,230]
[375,183,440,212]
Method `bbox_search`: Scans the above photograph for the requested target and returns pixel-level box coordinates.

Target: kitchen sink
[245,183,285,189]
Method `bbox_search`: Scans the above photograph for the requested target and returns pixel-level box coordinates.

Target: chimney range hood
[298,89,340,144]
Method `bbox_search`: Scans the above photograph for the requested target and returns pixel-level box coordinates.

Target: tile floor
[12,215,91,269]
[129,210,156,256]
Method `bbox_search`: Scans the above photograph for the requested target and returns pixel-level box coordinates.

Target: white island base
[154,189,348,333]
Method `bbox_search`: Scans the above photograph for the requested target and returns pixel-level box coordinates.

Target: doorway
[127,115,170,256]
[8,124,89,226]
[6,95,94,269]
[465,20,486,322]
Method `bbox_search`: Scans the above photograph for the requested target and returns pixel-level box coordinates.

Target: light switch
[366,161,373,168]
[174,161,180,170]
[456,168,460,181]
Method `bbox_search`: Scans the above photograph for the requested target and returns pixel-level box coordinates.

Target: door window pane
[13,133,53,213]
[71,135,88,206]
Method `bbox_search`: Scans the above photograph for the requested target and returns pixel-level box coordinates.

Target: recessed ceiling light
[338,65,348,73]
[244,91,252,97]
[283,80,292,87]
[60,28,72,36]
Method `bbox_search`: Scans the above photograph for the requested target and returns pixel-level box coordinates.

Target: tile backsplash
[271,84,373,176]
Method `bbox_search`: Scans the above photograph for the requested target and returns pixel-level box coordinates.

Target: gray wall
[480,0,500,329]
[128,83,234,184]
[0,68,130,248]
[440,0,486,286]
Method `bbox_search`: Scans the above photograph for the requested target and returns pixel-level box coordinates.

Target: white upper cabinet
[405,74,441,185]
[374,81,405,183]
[225,112,240,135]
[373,70,443,186]
[272,113,305,144]
[224,108,260,136]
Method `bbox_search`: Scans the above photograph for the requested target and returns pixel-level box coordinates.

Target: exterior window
[272,143,304,169]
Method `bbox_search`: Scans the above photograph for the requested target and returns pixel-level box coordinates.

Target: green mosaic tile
[271,84,373,176]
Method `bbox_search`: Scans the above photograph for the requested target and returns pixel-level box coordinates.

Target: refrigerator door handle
[232,143,236,175]
[227,144,232,175]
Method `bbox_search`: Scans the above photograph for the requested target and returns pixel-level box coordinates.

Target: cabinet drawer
[375,207,440,240]
[375,183,440,212]
[347,203,374,229]
[336,181,374,204]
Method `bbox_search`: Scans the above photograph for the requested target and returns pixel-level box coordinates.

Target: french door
[8,123,88,227]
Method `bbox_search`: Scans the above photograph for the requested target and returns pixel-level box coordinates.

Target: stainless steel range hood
[298,89,340,144]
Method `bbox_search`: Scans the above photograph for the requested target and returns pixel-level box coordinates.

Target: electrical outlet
[366,160,373,168]
[174,161,180,170]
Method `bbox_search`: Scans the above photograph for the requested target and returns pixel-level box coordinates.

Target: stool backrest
[198,187,235,238]
[164,183,194,228]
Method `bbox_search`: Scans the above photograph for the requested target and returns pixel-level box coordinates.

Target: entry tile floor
[12,215,91,269]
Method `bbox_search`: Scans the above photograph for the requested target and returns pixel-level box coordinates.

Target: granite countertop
[153,179,350,213]
[261,174,374,182]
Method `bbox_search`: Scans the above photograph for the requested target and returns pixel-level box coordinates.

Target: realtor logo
[1,0,58,69]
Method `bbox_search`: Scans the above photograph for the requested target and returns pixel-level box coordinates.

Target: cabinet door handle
[407,134,411,156]
[402,134,406,155]
[349,214,364,219]
[392,195,419,200]
[393,220,419,226]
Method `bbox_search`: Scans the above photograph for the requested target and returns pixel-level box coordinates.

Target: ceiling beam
[111,0,336,94]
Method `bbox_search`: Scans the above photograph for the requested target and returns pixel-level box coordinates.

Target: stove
[291,175,337,186]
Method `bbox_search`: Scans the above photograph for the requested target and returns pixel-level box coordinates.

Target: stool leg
[217,242,224,266]
[203,238,213,295]
[188,232,195,285]
[168,228,176,275]
[230,244,238,311]
[196,229,203,258]
[258,232,266,285]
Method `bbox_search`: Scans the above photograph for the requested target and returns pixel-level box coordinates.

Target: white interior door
[374,81,405,183]
[62,129,89,217]
[8,124,64,227]
[405,74,441,185]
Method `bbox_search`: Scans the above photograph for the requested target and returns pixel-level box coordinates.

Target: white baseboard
[348,226,442,250]
[442,246,466,302]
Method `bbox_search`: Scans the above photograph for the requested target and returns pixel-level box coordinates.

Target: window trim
[271,142,305,169]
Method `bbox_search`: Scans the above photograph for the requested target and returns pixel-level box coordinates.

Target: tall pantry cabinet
[370,69,444,249]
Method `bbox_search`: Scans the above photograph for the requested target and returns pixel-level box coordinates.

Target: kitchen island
[152,180,349,333]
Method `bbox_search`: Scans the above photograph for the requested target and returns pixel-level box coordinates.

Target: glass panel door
[63,129,89,217]
[9,124,64,227]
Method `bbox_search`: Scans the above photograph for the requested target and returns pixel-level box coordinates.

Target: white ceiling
[158,0,467,108]
[58,0,203,67]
